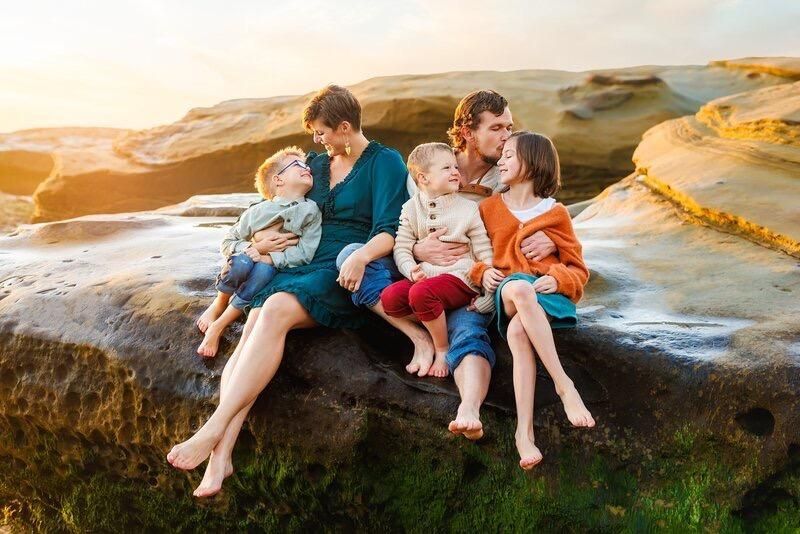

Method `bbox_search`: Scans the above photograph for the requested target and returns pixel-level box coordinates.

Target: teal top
[249,141,409,328]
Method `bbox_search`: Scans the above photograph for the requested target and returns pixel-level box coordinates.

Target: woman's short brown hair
[447,90,508,151]
[508,131,561,198]
[302,84,362,133]
[254,146,306,199]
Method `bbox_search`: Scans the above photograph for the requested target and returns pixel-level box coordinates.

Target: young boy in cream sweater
[380,143,495,378]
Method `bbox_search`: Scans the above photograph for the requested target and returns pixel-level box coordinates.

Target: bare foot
[167,427,221,471]
[405,333,435,377]
[428,349,449,378]
[193,451,234,498]
[197,298,226,334]
[448,404,484,440]
[516,431,543,470]
[558,385,595,428]
[197,322,225,358]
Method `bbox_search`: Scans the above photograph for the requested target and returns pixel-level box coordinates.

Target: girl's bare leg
[422,313,449,378]
[501,281,595,428]
[168,292,317,471]
[193,308,260,497]
[505,314,543,470]
[369,301,435,377]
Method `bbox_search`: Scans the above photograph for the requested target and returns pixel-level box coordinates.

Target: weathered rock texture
[4,58,795,223]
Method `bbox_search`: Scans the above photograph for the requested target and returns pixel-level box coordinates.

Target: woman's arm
[338,148,410,291]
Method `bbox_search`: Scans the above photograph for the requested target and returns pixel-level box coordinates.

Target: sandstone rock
[19,60,795,222]
[0,192,33,233]
[633,81,800,257]
[0,128,127,195]
[710,57,800,80]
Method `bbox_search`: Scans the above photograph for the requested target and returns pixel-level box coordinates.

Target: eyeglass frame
[276,159,311,176]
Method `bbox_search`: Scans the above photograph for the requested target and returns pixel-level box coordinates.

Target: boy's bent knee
[335,243,365,271]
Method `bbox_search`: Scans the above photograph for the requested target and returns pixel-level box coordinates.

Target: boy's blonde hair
[254,146,306,199]
[407,142,454,184]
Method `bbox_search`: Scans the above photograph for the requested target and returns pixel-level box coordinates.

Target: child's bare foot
[197,298,226,333]
[448,404,484,440]
[167,427,221,471]
[428,349,449,378]
[193,451,234,498]
[405,333,435,377]
[515,431,543,470]
[197,321,226,358]
[558,384,595,428]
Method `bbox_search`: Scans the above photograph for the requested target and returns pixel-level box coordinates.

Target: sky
[1,0,798,133]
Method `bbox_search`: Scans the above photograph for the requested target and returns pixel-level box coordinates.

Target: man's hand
[259,254,274,265]
[251,223,299,254]
[481,268,505,292]
[412,227,469,266]
[244,246,261,262]
[337,248,368,292]
[520,231,556,262]
[410,264,427,282]
[532,275,557,294]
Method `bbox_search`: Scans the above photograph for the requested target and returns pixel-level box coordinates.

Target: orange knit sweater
[469,194,589,303]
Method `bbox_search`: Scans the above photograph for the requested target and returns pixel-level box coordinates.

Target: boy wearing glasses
[196,146,322,357]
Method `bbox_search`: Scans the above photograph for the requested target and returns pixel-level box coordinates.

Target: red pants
[381,274,478,322]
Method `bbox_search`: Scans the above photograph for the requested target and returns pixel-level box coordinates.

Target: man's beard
[479,148,499,166]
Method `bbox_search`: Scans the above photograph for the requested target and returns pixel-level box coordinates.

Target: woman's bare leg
[505,314,543,470]
[168,293,317,471]
[501,281,594,428]
[369,301,435,377]
[193,308,260,497]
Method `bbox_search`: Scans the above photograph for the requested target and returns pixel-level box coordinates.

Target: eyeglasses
[276,159,311,176]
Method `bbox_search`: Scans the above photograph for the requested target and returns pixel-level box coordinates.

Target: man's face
[467,107,513,164]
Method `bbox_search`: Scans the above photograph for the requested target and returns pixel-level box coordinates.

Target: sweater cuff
[397,260,417,280]
[546,264,575,301]
[233,241,251,255]
[472,292,496,314]
[469,262,491,288]
[268,251,287,270]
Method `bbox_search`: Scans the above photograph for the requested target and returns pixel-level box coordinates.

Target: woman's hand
[337,248,368,292]
[521,231,556,261]
[251,223,299,254]
[482,268,505,292]
[410,264,427,282]
[412,228,469,266]
[532,275,557,294]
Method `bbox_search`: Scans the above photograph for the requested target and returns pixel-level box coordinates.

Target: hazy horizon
[1,0,798,133]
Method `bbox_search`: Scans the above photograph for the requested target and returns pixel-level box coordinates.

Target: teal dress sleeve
[368,148,409,240]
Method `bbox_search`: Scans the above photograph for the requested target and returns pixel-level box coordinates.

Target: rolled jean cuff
[229,294,250,310]
[445,344,496,374]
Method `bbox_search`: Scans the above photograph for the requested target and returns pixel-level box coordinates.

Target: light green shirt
[220,196,322,270]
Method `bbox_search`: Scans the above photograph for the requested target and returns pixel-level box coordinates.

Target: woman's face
[310,119,349,157]
[498,137,523,186]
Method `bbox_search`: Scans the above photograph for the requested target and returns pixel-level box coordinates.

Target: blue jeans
[336,243,495,373]
[336,243,402,308]
[216,253,277,310]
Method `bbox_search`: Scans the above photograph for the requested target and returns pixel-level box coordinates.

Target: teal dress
[249,141,409,329]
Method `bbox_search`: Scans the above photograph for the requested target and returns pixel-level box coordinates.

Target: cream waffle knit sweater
[393,190,495,312]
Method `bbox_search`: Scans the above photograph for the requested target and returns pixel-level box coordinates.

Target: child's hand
[411,265,427,282]
[244,246,261,262]
[482,268,505,292]
[532,275,557,294]
[260,254,274,265]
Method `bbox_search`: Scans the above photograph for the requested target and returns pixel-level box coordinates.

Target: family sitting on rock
[168,85,595,498]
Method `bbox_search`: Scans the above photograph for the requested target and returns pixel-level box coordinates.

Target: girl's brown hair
[508,131,561,197]
[302,84,362,133]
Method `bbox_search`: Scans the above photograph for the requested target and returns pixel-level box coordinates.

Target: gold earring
[345,139,351,156]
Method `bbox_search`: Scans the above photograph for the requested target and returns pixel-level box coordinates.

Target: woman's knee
[335,243,365,271]
[260,293,308,328]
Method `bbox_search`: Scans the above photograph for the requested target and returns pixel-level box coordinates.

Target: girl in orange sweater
[472,131,595,470]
